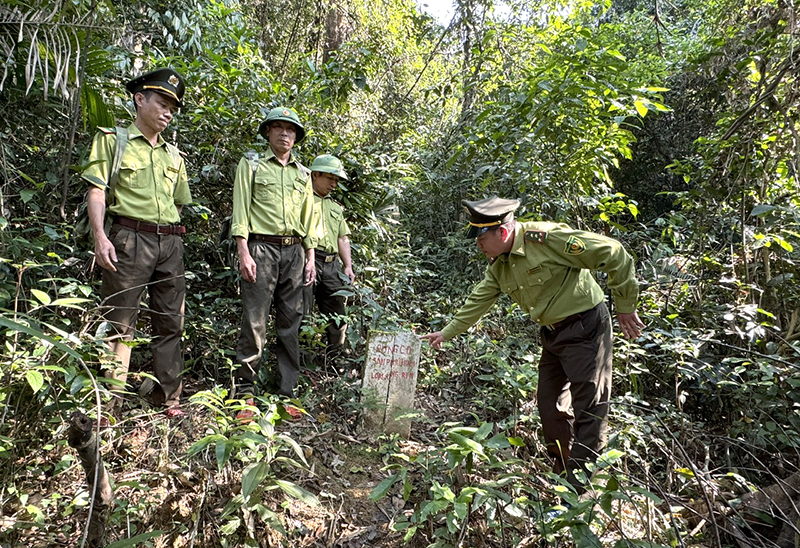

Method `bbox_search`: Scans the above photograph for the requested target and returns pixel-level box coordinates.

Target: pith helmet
[310,154,349,180]
[462,196,520,238]
[258,107,306,142]
[126,68,185,107]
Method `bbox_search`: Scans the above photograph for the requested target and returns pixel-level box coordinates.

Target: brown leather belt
[316,250,338,263]
[114,216,186,235]
[544,303,601,331]
[249,234,302,246]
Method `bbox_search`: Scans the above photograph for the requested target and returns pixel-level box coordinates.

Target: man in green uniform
[303,154,356,358]
[231,107,316,412]
[422,196,644,490]
[83,68,191,418]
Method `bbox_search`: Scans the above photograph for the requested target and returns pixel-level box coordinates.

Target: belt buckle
[325,255,335,263]
[282,237,292,245]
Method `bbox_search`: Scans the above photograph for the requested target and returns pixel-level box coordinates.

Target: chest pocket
[503,265,553,298]
[119,159,148,189]
[254,174,278,202]
[292,178,307,205]
[162,165,178,196]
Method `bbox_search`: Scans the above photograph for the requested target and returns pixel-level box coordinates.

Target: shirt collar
[263,147,299,166]
[126,123,166,147]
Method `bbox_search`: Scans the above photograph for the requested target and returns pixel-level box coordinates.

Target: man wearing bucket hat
[303,154,356,358]
[82,67,191,419]
[230,106,316,417]
[421,196,644,492]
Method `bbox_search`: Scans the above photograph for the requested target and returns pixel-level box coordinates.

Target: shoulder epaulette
[525,230,548,244]
[98,127,116,135]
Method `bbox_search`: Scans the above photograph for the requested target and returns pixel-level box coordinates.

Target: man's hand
[344,265,355,284]
[420,331,445,349]
[238,250,257,283]
[617,311,644,339]
[93,234,118,272]
[304,257,316,286]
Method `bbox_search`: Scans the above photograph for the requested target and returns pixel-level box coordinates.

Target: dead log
[731,471,800,548]
[67,411,114,548]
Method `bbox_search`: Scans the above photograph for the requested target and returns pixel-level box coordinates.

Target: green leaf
[20,189,36,203]
[634,100,648,117]
[448,432,486,459]
[242,461,270,498]
[30,289,51,305]
[215,438,232,471]
[369,474,400,500]
[218,518,240,536]
[26,370,44,393]
[50,297,91,309]
[273,479,319,506]
[0,317,82,361]
[105,531,164,548]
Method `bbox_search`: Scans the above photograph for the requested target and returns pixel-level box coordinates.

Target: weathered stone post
[361,330,421,437]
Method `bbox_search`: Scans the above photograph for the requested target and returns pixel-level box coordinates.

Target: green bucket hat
[258,106,306,142]
[310,154,349,180]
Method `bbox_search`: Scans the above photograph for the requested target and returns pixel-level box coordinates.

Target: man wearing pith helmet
[303,154,356,359]
[82,67,191,420]
[422,196,645,492]
[231,106,316,420]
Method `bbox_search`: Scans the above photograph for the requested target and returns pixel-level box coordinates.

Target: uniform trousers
[538,302,613,488]
[100,225,186,407]
[235,241,304,397]
[303,252,348,351]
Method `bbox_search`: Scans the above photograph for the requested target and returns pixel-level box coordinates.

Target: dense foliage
[1,0,799,546]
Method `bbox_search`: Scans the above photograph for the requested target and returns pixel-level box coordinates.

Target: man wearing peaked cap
[422,196,645,493]
[230,106,316,421]
[303,155,356,361]
[82,67,191,421]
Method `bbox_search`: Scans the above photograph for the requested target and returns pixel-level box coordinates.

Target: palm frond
[0,2,107,98]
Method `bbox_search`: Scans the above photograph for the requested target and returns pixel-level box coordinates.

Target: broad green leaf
[634,100,648,117]
[219,519,240,536]
[242,461,270,498]
[26,370,44,392]
[448,432,486,459]
[369,474,400,500]
[30,289,51,305]
[50,298,91,309]
[273,479,319,506]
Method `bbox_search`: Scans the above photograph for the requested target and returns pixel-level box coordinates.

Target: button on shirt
[309,194,350,254]
[82,123,191,225]
[440,221,639,340]
[230,149,315,249]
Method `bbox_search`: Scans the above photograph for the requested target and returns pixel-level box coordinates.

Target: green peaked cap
[310,154,348,180]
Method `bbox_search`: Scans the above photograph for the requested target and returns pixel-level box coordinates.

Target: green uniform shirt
[440,221,639,340]
[82,123,191,224]
[309,194,350,254]
[231,149,315,249]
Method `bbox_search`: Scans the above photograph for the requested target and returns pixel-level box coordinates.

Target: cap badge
[168,75,179,86]
[283,110,290,116]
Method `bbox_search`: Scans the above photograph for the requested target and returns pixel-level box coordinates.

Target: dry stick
[68,411,113,548]
[650,414,723,548]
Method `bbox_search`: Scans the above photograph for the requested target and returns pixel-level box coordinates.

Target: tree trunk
[67,411,114,548]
